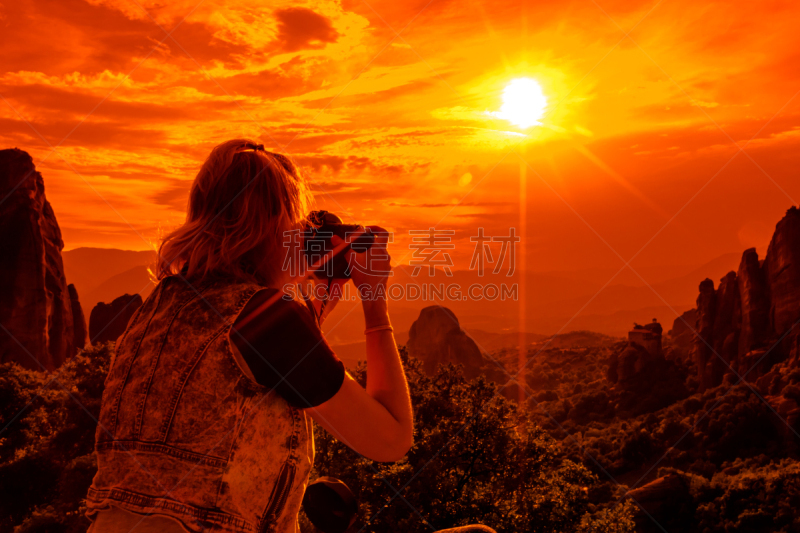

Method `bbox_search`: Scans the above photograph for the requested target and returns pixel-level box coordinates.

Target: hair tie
[242,142,265,152]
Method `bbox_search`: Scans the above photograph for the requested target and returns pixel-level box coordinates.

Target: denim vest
[86,275,314,533]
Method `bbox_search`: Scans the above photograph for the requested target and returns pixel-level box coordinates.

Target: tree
[0,344,633,533]
[0,343,113,533]
[308,349,634,533]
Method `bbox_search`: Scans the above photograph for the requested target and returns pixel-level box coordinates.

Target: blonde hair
[157,139,313,286]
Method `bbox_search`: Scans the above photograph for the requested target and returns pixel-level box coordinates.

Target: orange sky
[3,0,800,278]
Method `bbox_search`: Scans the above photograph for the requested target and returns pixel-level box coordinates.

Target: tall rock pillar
[0,148,79,370]
[693,278,717,391]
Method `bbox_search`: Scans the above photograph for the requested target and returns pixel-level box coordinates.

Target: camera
[303,210,374,279]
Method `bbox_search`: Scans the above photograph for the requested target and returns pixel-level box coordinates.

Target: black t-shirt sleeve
[230,289,345,408]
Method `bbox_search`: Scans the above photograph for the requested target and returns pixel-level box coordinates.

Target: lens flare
[492,77,548,129]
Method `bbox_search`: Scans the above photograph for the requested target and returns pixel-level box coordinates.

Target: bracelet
[364,324,393,335]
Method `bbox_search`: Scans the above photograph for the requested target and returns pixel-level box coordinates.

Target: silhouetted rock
[694,278,718,391]
[609,321,658,381]
[68,284,88,351]
[626,473,694,532]
[407,306,487,379]
[668,308,697,355]
[628,319,663,357]
[0,148,81,370]
[737,248,770,363]
[608,342,651,383]
[712,271,740,373]
[764,206,800,361]
[689,207,800,388]
[608,322,689,415]
[89,293,143,345]
[609,320,664,382]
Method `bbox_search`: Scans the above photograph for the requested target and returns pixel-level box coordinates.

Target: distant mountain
[63,247,156,312]
[85,266,155,314]
[355,253,743,340]
[59,245,744,344]
[534,252,741,332]
[534,252,741,293]
[465,329,548,353]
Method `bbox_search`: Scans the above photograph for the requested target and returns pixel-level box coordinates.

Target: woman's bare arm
[306,230,413,462]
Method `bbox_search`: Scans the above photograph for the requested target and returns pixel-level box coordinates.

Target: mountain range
[61,246,742,364]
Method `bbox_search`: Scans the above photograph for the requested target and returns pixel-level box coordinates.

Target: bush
[689,459,800,532]
[0,343,113,533]
[308,349,633,533]
[0,344,633,533]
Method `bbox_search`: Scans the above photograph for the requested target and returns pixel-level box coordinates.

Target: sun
[492,77,548,129]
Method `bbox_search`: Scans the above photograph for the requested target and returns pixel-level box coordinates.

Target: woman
[85,139,494,533]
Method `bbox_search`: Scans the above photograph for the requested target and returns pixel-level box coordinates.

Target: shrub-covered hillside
[0,344,113,533]
[0,344,634,533]
[502,335,800,533]
[309,351,634,533]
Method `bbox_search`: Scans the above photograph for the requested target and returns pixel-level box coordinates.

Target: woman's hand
[306,233,358,324]
[308,225,413,463]
[345,226,392,328]
[306,226,391,325]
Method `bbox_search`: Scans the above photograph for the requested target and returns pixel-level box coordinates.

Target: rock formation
[0,148,86,370]
[764,207,800,359]
[69,284,88,351]
[609,320,663,382]
[629,319,663,357]
[407,305,487,379]
[625,473,694,532]
[691,206,800,390]
[668,308,697,355]
[89,293,143,345]
[712,271,740,381]
[738,247,770,358]
[607,342,650,383]
[607,319,689,414]
[694,278,718,390]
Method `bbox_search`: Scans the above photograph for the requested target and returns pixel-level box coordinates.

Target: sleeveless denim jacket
[86,275,314,533]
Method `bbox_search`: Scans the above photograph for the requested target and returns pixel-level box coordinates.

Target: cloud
[386,201,512,208]
[274,7,339,52]
[150,179,192,209]
[296,153,431,181]
[3,0,800,274]
[222,61,317,98]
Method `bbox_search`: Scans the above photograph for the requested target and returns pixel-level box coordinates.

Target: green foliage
[562,382,784,480]
[515,337,800,533]
[0,343,113,533]
[655,459,800,533]
[309,349,634,533]
[6,330,798,533]
[0,344,632,533]
[575,500,636,533]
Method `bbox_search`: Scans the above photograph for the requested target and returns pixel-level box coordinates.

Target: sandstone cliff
[407,305,487,379]
[737,247,770,357]
[0,148,86,370]
[89,293,143,345]
[668,308,697,355]
[691,206,800,390]
[69,284,88,351]
[764,206,800,360]
[607,321,688,414]
[625,473,693,533]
